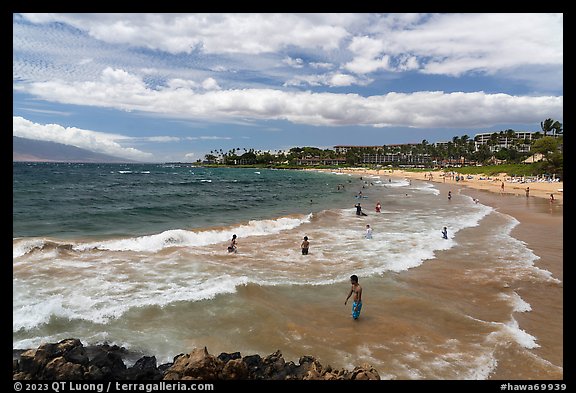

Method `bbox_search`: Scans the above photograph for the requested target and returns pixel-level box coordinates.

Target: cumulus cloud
[15,13,562,92]
[201,77,221,90]
[16,68,563,129]
[13,116,153,161]
[348,13,563,77]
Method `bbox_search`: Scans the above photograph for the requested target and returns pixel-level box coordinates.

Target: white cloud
[19,13,350,55]
[13,116,153,160]
[15,13,563,92]
[310,62,333,70]
[355,13,563,77]
[283,56,304,68]
[16,68,563,129]
[345,55,393,74]
[146,136,180,142]
[284,72,367,88]
[186,136,233,141]
[201,77,221,90]
[328,73,359,87]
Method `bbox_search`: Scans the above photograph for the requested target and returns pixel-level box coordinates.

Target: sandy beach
[315,167,563,202]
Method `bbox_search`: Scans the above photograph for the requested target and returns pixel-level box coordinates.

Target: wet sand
[458,188,563,379]
[305,167,563,379]
[369,169,563,379]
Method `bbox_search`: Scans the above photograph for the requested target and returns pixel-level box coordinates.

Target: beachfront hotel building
[294,130,557,166]
[472,131,538,153]
[336,130,553,157]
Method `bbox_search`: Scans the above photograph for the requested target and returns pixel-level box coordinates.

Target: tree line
[202,118,562,176]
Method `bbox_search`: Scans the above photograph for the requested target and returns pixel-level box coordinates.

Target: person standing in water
[442,227,448,239]
[375,201,381,213]
[355,203,367,216]
[365,224,373,239]
[227,234,238,253]
[301,236,310,255]
[345,275,363,320]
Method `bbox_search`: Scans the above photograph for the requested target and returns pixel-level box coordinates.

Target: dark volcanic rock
[13,338,380,380]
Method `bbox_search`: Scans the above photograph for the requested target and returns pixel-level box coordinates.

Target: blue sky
[13,13,563,163]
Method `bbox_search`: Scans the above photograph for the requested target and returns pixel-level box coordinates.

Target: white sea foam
[499,291,532,313]
[13,238,46,258]
[13,268,250,329]
[486,317,540,349]
[74,214,313,252]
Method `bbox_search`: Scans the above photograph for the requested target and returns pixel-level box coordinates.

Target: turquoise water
[13,162,350,239]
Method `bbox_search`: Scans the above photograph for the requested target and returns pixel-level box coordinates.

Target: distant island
[13,136,136,163]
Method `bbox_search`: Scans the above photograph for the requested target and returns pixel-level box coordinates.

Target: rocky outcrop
[13,338,380,380]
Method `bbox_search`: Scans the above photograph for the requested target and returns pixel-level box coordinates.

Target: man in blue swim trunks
[344,274,363,320]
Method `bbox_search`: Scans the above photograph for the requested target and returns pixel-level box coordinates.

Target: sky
[13,13,563,163]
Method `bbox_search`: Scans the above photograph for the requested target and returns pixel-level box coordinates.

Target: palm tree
[552,120,563,135]
[541,118,555,137]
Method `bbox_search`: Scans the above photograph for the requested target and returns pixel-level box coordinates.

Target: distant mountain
[13,137,137,163]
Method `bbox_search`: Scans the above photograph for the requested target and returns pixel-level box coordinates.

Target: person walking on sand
[301,236,310,255]
[227,234,237,253]
[345,275,363,320]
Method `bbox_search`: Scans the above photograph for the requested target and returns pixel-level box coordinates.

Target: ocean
[12,162,563,380]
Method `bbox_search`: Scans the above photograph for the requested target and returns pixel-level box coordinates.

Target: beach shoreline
[307,166,563,379]
[14,165,564,380]
[307,167,563,202]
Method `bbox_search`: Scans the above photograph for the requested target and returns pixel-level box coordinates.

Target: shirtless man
[301,236,310,255]
[344,274,363,320]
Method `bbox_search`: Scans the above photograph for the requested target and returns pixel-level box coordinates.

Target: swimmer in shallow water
[227,234,237,253]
